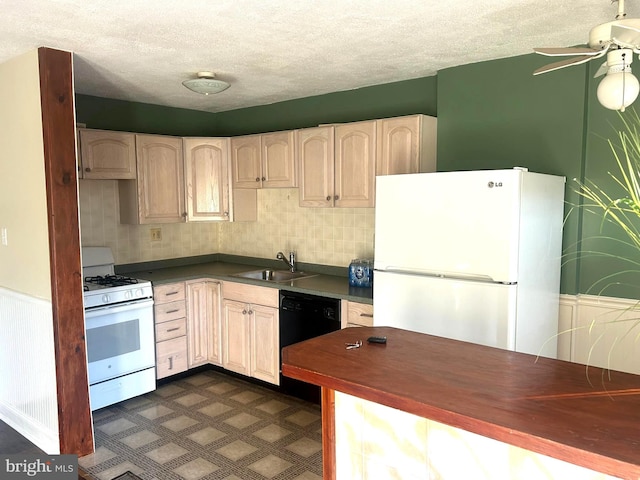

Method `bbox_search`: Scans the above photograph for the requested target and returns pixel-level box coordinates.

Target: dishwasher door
[279,290,341,402]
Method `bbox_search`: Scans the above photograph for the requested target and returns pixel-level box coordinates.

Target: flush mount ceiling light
[182,71,230,95]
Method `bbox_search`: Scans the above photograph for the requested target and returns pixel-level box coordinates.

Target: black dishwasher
[279,290,341,403]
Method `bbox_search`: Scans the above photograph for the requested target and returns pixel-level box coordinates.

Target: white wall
[0,49,60,454]
[558,294,640,376]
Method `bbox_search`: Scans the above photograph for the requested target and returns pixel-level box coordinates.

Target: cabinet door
[183,138,230,221]
[250,304,280,385]
[297,126,334,207]
[376,116,421,175]
[206,281,222,366]
[187,280,222,367]
[334,121,376,208]
[79,129,136,179]
[186,281,210,368]
[135,134,186,223]
[262,131,296,188]
[222,299,250,376]
[231,135,262,189]
[376,115,437,175]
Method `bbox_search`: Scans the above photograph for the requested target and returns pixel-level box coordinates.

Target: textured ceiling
[2,0,639,113]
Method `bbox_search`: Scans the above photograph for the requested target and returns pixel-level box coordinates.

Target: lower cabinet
[156,336,188,378]
[154,282,189,379]
[341,300,374,328]
[222,282,280,385]
[153,279,279,385]
[186,279,222,368]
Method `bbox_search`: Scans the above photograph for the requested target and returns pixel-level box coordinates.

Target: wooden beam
[321,387,336,480]
[38,47,93,456]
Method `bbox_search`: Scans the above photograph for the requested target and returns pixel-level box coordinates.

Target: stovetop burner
[85,274,140,288]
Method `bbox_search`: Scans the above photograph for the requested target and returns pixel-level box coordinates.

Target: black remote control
[367,336,387,344]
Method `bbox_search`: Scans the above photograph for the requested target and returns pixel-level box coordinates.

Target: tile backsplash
[78,181,374,268]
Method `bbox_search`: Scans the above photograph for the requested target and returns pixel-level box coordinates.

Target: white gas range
[82,247,156,410]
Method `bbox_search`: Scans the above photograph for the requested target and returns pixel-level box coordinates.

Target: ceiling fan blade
[533,55,595,75]
[534,47,604,56]
[612,24,640,49]
[593,60,608,77]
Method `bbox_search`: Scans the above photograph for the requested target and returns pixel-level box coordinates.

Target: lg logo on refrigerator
[487,181,503,188]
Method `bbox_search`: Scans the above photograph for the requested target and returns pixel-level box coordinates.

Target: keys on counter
[345,340,362,350]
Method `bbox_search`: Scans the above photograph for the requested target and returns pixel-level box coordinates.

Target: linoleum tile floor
[79,370,323,480]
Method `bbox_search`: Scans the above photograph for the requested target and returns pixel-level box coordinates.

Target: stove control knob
[135,288,144,298]
[124,290,132,300]
[102,294,110,304]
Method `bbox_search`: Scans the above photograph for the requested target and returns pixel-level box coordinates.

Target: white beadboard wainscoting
[558,293,640,375]
[0,287,60,454]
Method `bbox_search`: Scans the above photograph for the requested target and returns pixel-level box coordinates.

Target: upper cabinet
[231,135,261,188]
[231,131,296,189]
[183,137,230,221]
[335,121,376,208]
[297,126,334,207]
[262,131,296,188]
[78,128,136,179]
[117,133,255,224]
[297,121,375,208]
[297,115,437,208]
[376,115,437,175]
[120,134,186,224]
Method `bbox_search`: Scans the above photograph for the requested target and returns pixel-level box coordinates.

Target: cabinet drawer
[154,283,186,304]
[156,336,188,379]
[155,318,187,342]
[222,281,279,308]
[154,300,186,323]
[346,302,374,327]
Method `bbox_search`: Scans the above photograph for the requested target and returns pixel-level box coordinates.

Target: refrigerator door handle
[378,266,497,283]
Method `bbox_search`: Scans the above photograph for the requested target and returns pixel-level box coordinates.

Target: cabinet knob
[248,310,254,315]
[256,177,260,182]
[334,195,339,200]
[261,176,266,181]
[223,211,229,217]
[326,195,331,201]
[85,167,91,172]
[242,309,247,315]
[182,212,188,218]
[168,357,173,370]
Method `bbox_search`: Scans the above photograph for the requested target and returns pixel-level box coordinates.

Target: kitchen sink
[231,269,316,282]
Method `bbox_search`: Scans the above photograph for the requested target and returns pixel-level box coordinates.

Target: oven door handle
[85,298,154,318]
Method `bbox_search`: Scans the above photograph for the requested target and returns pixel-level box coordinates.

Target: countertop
[282,326,640,480]
[117,257,373,304]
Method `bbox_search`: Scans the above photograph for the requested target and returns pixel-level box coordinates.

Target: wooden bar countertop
[281,326,640,479]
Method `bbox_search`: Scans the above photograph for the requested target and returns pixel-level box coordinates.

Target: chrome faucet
[276,251,296,272]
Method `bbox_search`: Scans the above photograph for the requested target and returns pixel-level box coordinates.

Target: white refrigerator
[373,168,565,358]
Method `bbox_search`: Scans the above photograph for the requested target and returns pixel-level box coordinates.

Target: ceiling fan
[533,0,640,111]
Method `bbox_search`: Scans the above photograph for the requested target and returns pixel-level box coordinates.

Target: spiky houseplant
[569,108,640,367]
[574,109,640,291]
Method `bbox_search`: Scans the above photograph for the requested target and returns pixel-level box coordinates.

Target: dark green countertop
[116,255,373,304]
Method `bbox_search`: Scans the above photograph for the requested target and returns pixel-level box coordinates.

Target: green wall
[436,53,588,295]
[75,95,221,136]
[76,76,437,136]
[210,76,437,136]
[578,62,640,300]
[436,53,640,298]
[75,54,640,299]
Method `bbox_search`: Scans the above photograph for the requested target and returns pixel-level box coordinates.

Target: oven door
[84,298,155,385]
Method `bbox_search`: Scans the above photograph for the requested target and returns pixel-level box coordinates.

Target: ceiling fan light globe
[597,71,640,111]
